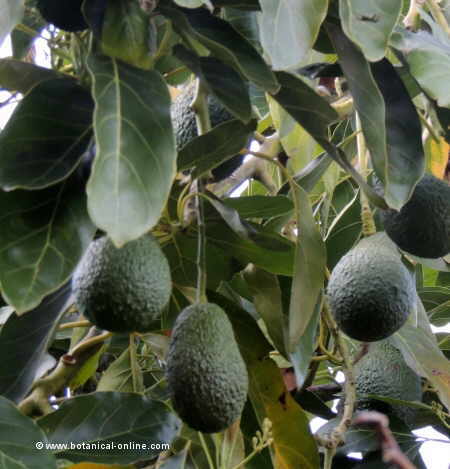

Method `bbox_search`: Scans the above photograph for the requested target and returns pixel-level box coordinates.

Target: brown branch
[353,411,417,469]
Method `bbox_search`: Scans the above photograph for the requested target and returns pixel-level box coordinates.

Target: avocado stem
[191,79,210,304]
[355,112,377,237]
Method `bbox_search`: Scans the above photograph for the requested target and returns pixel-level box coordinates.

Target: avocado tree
[0,1,450,468]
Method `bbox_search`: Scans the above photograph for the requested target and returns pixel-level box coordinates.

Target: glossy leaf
[0,283,71,403]
[340,0,402,61]
[259,0,328,70]
[223,195,293,218]
[0,78,93,190]
[0,396,56,469]
[244,266,287,357]
[0,180,96,313]
[391,24,450,107]
[38,392,181,464]
[173,44,252,122]
[209,292,320,469]
[159,4,278,92]
[0,0,24,48]
[370,59,425,210]
[87,54,176,246]
[101,0,152,69]
[177,118,255,175]
[288,183,326,349]
[0,59,64,94]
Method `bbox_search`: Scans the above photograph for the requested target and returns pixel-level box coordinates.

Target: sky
[0,29,449,469]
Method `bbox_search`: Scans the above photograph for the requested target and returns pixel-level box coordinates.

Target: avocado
[380,174,450,258]
[172,82,245,182]
[354,341,422,424]
[72,234,172,333]
[327,236,416,342]
[166,302,248,433]
[37,0,88,32]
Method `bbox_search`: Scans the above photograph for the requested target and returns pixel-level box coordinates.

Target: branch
[18,328,112,416]
[353,412,417,469]
[316,302,356,450]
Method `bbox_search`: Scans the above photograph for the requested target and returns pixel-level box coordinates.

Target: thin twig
[353,412,417,469]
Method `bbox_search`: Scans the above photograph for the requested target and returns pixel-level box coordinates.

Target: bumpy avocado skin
[72,235,172,333]
[327,237,415,342]
[166,303,249,433]
[355,341,422,424]
[37,0,88,32]
[172,83,244,182]
[381,174,450,258]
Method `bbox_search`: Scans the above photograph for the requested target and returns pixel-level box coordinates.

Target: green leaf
[207,219,295,275]
[370,59,425,210]
[97,347,142,392]
[212,0,260,8]
[0,0,24,48]
[223,195,293,218]
[0,397,57,467]
[391,24,450,108]
[0,283,71,403]
[259,0,329,70]
[0,78,93,190]
[209,292,320,469]
[223,7,260,51]
[174,0,203,7]
[325,178,362,269]
[0,59,64,94]
[177,118,255,175]
[38,393,181,464]
[0,180,96,313]
[163,230,236,290]
[392,304,450,412]
[159,4,278,92]
[279,153,333,195]
[11,0,46,60]
[340,0,402,61]
[289,294,322,388]
[244,266,287,357]
[173,44,252,122]
[270,70,386,208]
[101,0,153,69]
[419,286,450,326]
[86,54,176,246]
[69,345,106,391]
[288,183,326,349]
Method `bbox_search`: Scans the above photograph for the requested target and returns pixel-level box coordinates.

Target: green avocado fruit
[354,341,422,424]
[380,174,450,258]
[172,82,245,182]
[72,234,172,333]
[327,236,416,342]
[37,0,88,32]
[166,302,248,433]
